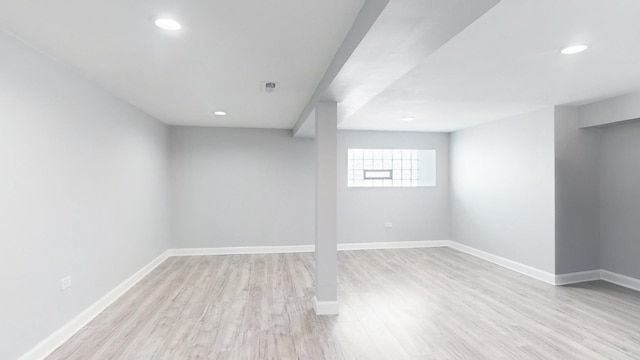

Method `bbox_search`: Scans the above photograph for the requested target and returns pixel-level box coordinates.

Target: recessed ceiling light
[561,45,588,55]
[400,117,415,121]
[155,19,181,31]
[214,111,227,116]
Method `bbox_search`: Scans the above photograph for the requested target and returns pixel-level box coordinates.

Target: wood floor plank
[47,248,640,359]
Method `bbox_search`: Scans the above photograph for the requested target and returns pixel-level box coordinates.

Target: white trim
[554,270,602,285]
[168,241,448,255]
[18,250,169,360]
[313,296,339,315]
[168,245,314,256]
[338,240,449,251]
[447,241,556,285]
[601,270,640,292]
[446,243,640,290]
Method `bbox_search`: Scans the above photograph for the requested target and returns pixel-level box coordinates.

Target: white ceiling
[339,0,640,132]
[324,0,499,120]
[294,0,500,138]
[3,0,640,133]
[0,0,365,128]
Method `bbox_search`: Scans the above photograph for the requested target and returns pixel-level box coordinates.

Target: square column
[313,102,339,315]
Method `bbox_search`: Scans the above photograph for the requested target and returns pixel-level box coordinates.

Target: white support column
[313,102,339,315]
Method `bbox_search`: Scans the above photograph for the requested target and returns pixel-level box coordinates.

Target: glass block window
[347,149,436,188]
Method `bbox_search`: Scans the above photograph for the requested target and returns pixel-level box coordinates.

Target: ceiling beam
[579,90,640,128]
[292,0,389,138]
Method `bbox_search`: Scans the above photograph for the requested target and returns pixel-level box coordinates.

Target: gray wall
[169,128,451,248]
[169,127,316,248]
[450,108,556,273]
[554,106,602,274]
[337,131,450,243]
[600,120,640,279]
[0,31,169,359]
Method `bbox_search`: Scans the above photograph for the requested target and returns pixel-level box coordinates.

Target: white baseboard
[554,270,602,285]
[313,296,340,315]
[169,241,448,255]
[338,240,449,251]
[446,242,640,291]
[601,270,640,292]
[447,241,557,285]
[18,250,169,360]
[168,244,314,256]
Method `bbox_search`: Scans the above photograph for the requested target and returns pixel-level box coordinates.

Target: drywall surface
[600,120,640,279]
[337,131,450,243]
[579,90,640,128]
[169,127,315,248]
[0,30,169,359]
[315,102,338,304]
[450,108,556,273]
[554,106,602,274]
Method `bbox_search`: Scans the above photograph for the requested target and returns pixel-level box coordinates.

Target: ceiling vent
[261,81,278,93]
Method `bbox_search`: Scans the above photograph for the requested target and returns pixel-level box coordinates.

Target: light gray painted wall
[600,120,640,279]
[170,128,450,248]
[579,90,640,128]
[337,131,450,243]
[169,127,316,248]
[450,108,556,273]
[0,31,169,360]
[554,106,602,274]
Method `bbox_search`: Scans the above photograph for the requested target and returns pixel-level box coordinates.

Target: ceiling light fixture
[561,45,588,55]
[400,117,415,121]
[214,111,227,116]
[155,18,182,31]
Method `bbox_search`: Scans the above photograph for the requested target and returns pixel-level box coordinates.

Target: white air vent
[261,81,278,93]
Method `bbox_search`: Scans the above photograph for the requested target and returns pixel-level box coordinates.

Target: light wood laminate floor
[47,248,640,359]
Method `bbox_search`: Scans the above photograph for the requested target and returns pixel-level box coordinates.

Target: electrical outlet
[384,222,393,228]
[61,276,72,291]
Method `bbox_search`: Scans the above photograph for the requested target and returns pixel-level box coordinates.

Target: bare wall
[337,130,450,243]
[554,106,602,274]
[0,30,169,360]
[600,120,640,279]
[169,128,451,248]
[169,127,316,248]
[450,108,556,273]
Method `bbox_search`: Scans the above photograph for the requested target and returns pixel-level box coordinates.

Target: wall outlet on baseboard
[384,222,393,228]
[61,276,72,291]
